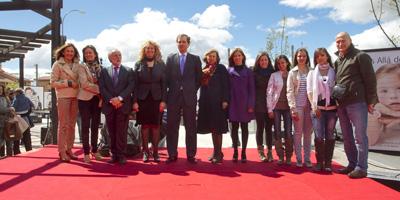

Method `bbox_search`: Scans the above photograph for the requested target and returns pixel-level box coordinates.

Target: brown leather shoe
[337,166,354,174]
[348,169,367,179]
[66,151,78,160]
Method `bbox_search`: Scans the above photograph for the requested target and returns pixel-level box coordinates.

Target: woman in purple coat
[228,48,255,163]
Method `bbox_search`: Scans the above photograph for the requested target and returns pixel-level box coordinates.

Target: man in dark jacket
[334,32,378,178]
[12,88,34,153]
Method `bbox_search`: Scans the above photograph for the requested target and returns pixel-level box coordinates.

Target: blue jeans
[273,109,292,139]
[337,102,369,172]
[311,110,338,140]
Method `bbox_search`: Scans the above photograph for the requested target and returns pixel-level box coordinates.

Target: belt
[317,105,337,111]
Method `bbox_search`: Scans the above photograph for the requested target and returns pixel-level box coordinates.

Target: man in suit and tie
[99,49,134,165]
[165,34,202,163]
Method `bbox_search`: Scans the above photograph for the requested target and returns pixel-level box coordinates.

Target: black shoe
[187,157,197,164]
[119,157,127,165]
[241,152,247,163]
[153,153,160,163]
[143,152,149,163]
[232,149,238,163]
[166,156,177,164]
[107,156,118,164]
[337,166,354,174]
[348,169,367,179]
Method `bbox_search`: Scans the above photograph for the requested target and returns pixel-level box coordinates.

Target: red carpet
[0,146,398,200]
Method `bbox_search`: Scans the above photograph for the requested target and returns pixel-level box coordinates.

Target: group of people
[0,87,34,157]
[49,32,377,179]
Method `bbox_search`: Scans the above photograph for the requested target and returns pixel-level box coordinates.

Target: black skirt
[136,93,162,126]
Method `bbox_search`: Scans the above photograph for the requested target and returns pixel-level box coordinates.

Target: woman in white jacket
[267,55,293,165]
[307,48,337,172]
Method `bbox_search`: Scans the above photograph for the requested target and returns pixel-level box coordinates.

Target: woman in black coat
[197,49,230,163]
[253,52,275,162]
[133,41,167,163]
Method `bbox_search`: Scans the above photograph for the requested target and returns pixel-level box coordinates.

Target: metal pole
[35,64,38,86]
[61,9,85,44]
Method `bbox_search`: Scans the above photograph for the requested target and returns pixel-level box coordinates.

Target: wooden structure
[0,0,64,144]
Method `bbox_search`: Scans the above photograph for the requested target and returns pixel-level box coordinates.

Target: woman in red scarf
[197,49,230,163]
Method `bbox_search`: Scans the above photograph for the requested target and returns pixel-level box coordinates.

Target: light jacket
[77,62,100,101]
[267,71,285,113]
[287,66,310,111]
[50,57,80,99]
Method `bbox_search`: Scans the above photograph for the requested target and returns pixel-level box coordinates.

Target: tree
[370,0,400,47]
[265,16,291,60]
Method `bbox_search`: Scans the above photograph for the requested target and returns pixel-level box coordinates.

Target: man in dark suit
[165,34,202,163]
[99,49,134,165]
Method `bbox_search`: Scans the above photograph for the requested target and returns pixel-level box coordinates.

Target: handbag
[15,115,30,134]
[332,84,347,101]
[4,116,22,141]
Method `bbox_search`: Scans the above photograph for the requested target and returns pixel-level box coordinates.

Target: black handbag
[332,84,347,101]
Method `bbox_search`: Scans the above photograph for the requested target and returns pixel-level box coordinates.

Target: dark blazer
[166,53,202,106]
[133,60,167,102]
[99,65,134,115]
[253,67,275,113]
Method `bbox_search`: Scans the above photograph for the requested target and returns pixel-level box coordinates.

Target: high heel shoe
[91,152,103,161]
[84,154,91,163]
[211,152,223,164]
[59,152,71,163]
[143,152,149,163]
[66,151,78,160]
[153,152,160,163]
[232,149,238,163]
[241,151,247,163]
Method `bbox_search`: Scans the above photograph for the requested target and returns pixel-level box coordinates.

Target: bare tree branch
[370,0,398,47]
[394,0,400,16]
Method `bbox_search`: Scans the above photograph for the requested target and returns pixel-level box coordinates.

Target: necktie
[112,66,119,86]
[179,54,185,75]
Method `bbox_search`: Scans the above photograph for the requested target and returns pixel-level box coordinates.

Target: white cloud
[279,0,332,9]
[327,19,400,57]
[2,5,235,76]
[287,30,307,37]
[256,24,267,32]
[280,0,398,24]
[279,14,316,28]
[191,4,232,29]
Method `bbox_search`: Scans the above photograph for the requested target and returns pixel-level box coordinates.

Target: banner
[364,48,400,151]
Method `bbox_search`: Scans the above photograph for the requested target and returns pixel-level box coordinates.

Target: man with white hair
[334,32,377,178]
[99,49,134,165]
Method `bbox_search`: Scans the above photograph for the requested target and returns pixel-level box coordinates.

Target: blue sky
[1,0,398,77]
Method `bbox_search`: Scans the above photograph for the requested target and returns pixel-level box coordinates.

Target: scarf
[312,64,335,107]
[201,64,217,86]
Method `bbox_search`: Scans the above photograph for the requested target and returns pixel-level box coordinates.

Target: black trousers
[105,109,129,158]
[255,112,273,149]
[78,96,101,155]
[166,93,197,158]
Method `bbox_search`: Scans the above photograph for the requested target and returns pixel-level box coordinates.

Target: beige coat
[287,66,310,111]
[50,57,80,99]
[77,63,100,101]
